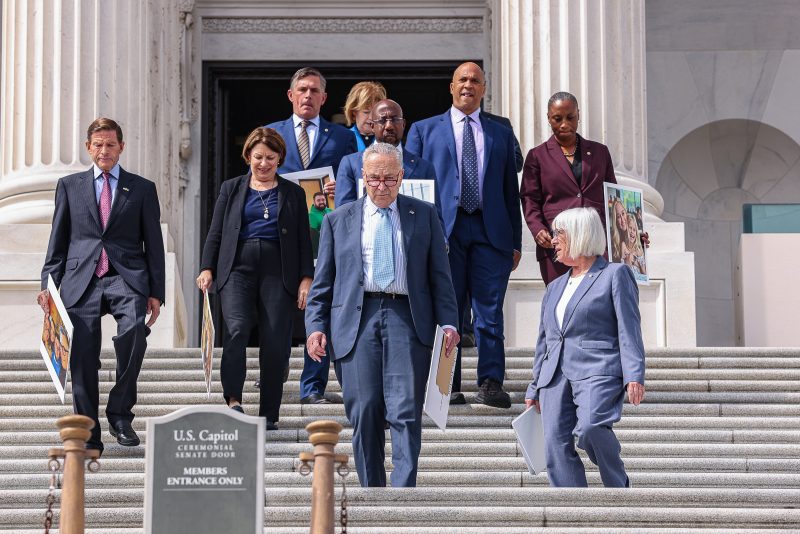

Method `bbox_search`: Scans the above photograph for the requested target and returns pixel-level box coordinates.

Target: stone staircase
[1,347,799,533]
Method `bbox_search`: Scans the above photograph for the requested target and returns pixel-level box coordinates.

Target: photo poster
[358,178,436,205]
[200,289,215,399]
[39,275,74,404]
[423,326,455,430]
[603,182,649,284]
[282,166,336,210]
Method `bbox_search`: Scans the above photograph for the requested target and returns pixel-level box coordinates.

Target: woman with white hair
[524,207,646,488]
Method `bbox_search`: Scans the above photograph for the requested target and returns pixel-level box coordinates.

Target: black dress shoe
[266,421,278,431]
[474,378,511,409]
[449,392,466,405]
[300,393,331,405]
[109,420,140,446]
[230,404,244,413]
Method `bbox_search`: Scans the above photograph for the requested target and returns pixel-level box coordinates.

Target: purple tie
[95,172,112,277]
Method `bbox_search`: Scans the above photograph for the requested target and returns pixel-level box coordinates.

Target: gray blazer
[305,195,458,360]
[526,257,645,399]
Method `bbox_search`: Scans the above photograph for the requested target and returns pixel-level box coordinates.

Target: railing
[298,420,349,534]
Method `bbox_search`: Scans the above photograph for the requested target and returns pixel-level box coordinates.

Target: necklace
[254,187,275,219]
[562,148,576,158]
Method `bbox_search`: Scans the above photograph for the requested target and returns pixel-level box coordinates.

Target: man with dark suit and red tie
[266,67,357,405]
[38,118,165,454]
[406,62,522,409]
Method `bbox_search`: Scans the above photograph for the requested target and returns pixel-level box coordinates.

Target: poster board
[39,275,74,404]
[282,166,336,210]
[603,182,649,284]
[200,290,215,399]
[423,326,455,430]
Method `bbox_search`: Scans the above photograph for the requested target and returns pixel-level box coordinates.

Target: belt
[364,291,408,300]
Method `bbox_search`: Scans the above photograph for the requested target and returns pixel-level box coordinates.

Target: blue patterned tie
[461,116,480,213]
[372,207,395,290]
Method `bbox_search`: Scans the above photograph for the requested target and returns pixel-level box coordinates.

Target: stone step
[5,529,800,534]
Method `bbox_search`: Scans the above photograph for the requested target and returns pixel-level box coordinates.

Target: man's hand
[196,270,213,291]
[525,398,541,413]
[534,229,553,249]
[146,297,161,328]
[626,381,645,406]
[512,249,522,271]
[641,231,651,249]
[36,289,50,315]
[443,327,460,357]
[297,276,312,310]
[323,179,336,197]
[306,331,327,362]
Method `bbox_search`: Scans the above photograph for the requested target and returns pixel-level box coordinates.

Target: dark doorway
[200,60,463,344]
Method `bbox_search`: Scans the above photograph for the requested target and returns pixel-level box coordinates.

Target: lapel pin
[587,151,591,155]
[324,128,329,132]
[409,209,415,215]
[123,187,130,192]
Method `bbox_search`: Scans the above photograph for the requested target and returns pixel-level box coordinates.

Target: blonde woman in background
[343,81,387,151]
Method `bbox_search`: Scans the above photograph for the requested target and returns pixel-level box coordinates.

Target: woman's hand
[525,398,541,413]
[626,381,645,406]
[297,276,312,310]
[196,270,213,291]
[535,229,553,249]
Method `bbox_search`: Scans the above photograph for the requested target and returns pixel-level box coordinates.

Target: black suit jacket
[200,174,314,295]
[41,167,166,308]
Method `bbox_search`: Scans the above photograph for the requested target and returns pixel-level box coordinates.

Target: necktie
[372,207,394,290]
[95,172,112,277]
[298,120,311,169]
[461,116,480,213]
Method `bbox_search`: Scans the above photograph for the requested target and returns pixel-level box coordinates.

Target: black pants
[219,239,293,422]
[67,274,148,450]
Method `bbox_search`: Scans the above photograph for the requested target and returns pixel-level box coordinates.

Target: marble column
[491,0,664,220]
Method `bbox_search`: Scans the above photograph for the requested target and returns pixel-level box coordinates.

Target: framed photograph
[200,289,215,399]
[39,275,74,403]
[358,178,436,204]
[282,166,336,210]
[603,182,649,284]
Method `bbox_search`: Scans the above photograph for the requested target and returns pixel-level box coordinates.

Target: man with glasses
[406,62,522,409]
[336,99,438,209]
[305,142,459,487]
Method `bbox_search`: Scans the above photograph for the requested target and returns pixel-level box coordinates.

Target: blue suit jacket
[305,195,458,360]
[406,110,522,252]
[336,148,440,216]
[266,116,357,175]
[527,257,645,399]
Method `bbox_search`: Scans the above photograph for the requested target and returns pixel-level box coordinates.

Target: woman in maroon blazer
[520,92,617,284]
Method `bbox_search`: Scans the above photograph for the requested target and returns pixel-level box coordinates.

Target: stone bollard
[49,415,98,534]
[302,420,345,534]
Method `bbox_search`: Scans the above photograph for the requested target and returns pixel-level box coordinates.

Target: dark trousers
[449,210,513,391]
[219,239,293,422]
[335,296,429,487]
[539,255,569,286]
[67,274,148,449]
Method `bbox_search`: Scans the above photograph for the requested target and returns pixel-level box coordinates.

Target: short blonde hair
[552,207,607,258]
[343,81,387,126]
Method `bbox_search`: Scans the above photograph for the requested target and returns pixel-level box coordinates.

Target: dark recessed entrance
[200,60,462,344]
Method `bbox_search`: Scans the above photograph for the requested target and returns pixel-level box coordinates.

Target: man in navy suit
[266,67,357,405]
[38,118,165,453]
[305,142,459,487]
[337,99,439,217]
[406,62,522,409]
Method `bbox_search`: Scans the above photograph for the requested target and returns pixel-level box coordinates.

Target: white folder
[512,407,547,475]
[423,326,454,430]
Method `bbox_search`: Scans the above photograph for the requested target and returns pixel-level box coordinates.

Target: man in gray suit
[305,142,459,487]
[38,118,165,453]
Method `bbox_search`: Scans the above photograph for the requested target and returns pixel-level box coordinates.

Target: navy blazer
[200,174,314,294]
[266,116,357,175]
[405,110,522,252]
[526,257,645,400]
[483,112,524,173]
[520,135,617,261]
[335,148,440,215]
[305,195,458,360]
[41,167,165,308]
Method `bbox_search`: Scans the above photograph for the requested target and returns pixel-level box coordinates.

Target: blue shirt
[93,164,120,204]
[239,187,279,241]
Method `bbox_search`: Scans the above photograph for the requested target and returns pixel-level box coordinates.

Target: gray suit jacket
[305,195,458,360]
[41,167,165,308]
[526,257,645,399]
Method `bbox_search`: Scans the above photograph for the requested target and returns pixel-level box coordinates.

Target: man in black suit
[38,118,165,453]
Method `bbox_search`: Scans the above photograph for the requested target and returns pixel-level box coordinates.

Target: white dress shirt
[292,114,320,162]
[93,163,121,205]
[450,106,485,207]
[361,196,407,294]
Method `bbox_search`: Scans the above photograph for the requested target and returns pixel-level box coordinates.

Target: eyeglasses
[550,229,566,240]
[365,173,401,187]
[369,117,404,126]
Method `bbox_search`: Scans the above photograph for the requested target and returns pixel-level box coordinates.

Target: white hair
[552,207,607,258]
[362,142,402,167]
